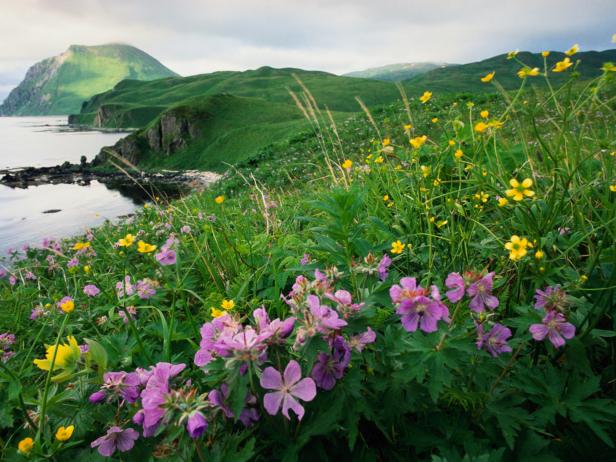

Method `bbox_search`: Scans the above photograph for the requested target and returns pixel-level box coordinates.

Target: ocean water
[0,116,139,255]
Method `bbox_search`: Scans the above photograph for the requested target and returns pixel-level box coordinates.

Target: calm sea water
[0,116,139,255]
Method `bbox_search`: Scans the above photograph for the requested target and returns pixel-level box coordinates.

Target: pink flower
[307,295,347,333]
[466,272,499,312]
[155,249,177,266]
[260,360,316,420]
[529,311,575,348]
[445,272,465,303]
[91,426,139,457]
[348,327,377,352]
[83,284,100,297]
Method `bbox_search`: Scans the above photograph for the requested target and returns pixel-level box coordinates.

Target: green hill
[343,62,451,81]
[403,49,616,94]
[0,44,178,116]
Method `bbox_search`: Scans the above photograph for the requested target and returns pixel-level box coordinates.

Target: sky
[0,0,614,101]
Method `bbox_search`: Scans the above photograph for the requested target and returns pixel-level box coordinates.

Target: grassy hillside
[343,62,451,81]
[0,44,178,116]
[403,49,616,93]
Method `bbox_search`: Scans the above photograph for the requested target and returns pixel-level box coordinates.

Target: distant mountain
[343,62,451,81]
[403,49,616,94]
[0,44,178,116]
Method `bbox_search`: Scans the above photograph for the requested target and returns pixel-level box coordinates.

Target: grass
[0,50,615,461]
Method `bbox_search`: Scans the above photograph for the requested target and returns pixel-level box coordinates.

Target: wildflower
[307,295,347,333]
[448,139,456,146]
[391,240,405,254]
[67,257,79,269]
[507,50,518,60]
[480,110,489,119]
[18,437,34,455]
[377,254,392,281]
[476,323,512,357]
[553,57,573,72]
[260,360,316,420]
[180,225,191,234]
[72,241,90,251]
[325,290,364,317]
[253,308,295,341]
[375,155,384,164]
[117,234,135,247]
[211,307,226,318]
[419,91,432,103]
[58,296,75,313]
[30,306,45,320]
[505,178,534,201]
[474,191,489,203]
[341,159,353,169]
[541,50,550,57]
[83,284,100,297]
[55,425,74,441]
[474,121,489,133]
[214,195,225,204]
[300,253,311,265]
[140,362,186,436]
[137,241,157,253]
[348,327,377,352]
[91,426,139,457]
[431,117,439,123]
[609,184,616,192]
[467,272,499,312]
[498,197,508,207]
[454,148,463,159]
[84,265,91,273]
[481,71,495,82]
[391,278,448,333]
[534,285,568,312]
[136,279,157,299]
[565,43,579,56]
[505,235,530,261]
[404,123,413,133]
[410,135,427,149]
[221,299,235,310]
[535,250,545,260]
[186,411,208,439]
[529,311,575,348]
[33,335,81,372]
[155,249,177,265]
[311,336,351,390]
[445,272,465,303]
[517,67,540,78]
[382,138,391,146]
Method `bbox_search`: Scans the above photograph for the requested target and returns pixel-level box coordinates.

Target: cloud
[0,0,614,97]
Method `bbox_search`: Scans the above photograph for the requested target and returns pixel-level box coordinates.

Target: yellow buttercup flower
[505,235,530,261]
[535,250,545,260]
[137,241,157,253]
[602,62,616,72]
[409,135,427,149]
[383,195,390,202]
[391,240,406,254]
[18,437,34,454]
[403,124,412,134]
[517,67,540,78]
[83,265,91,273]
[375,156,384,164]
[553,57,573,72]
[609,185,616,192]
[505,178,535,201]
[454,149,463,159]
[117,233,135,247]
[342,159,353,169]
[541,50,550,57]
[474,191,489,203]
[481,71,495,83]
[210,307,226,318]
[565,43,579,56]
[507,50,519,60]
[56,425,74,442]
[498,197,509,207]
[419,91,432,104]
[448,139,456,147]
[474,122,489,133]
[60,299,74,313]
[221,299,235,310]
[431,117,439,123]
[33,336,81,372]
[420,165,430,177]
[214,195,225,204]
[382,138,391,147]
[480,110,489,119]
[72,241,90,251]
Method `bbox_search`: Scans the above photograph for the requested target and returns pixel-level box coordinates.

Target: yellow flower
[553,57,573,72]
[221,299,235,310]
[498,197,509,207]
[481,71,495,83]
[602,62,616,72]
[565,43,579,56]
[488,120,504,129]
[480,110,489,119]
[137,241,157,253]
[391,240,406,254]
[610,185,616,192]
[211,307,226,318]
[420,165,430,177]
[517,67,540,78]
[454,149,463,159]
[474,122,489,133]
[72,241,90,251]
[117,234,135,247]
[382,138,391,146]
[375,156,384,164]
[505,235,530,261]
[419,91,432,104]
[403,124,412,134]
[505,178,535,201]
[56,425,74,442]
[410,135,427,149]
[474,191,489,203]
[541,50,550,57]
[18,437,34,454]
[342,159,353,169]
[433,178,441,187]
[448,139,456,147]
[214,195,225,204]
[60,299,74,313]
[383,195,390,202]
[436,220,448,229]
[535,250,545,260]
[507,50,519,60]
[580,275,588,283]
[431,117,439,123]
[33,336,81,372]
[83,265,90,274]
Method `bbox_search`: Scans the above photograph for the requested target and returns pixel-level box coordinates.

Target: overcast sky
[1,0,614,100]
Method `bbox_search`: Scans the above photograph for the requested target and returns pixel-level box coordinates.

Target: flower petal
[290,377,316,402]
[283,360,302,386]
[263,391,284,416]
[260,366,283,390]
[282,393,305,421]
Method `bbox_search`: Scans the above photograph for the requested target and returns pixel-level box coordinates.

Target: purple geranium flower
[155,249,177,265]
[349,327,377,352]
[91,426,139,457]
[253,307,295,342]
[311,336,351,390]
[307,295,347,333]
[136,279,156,299]
[325,290,364,317]
[186,411,208,438]
[476,323,512,357]
[397,296,444,333]
[260,360,316,420]
[140,362,186,436]
[377,254,392,281]
[83,284,100,297]
[466,272,499,312]
[390,277,427,305]
[445,272,465,303]
[534,285,567,312]
[529,311,575,348]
